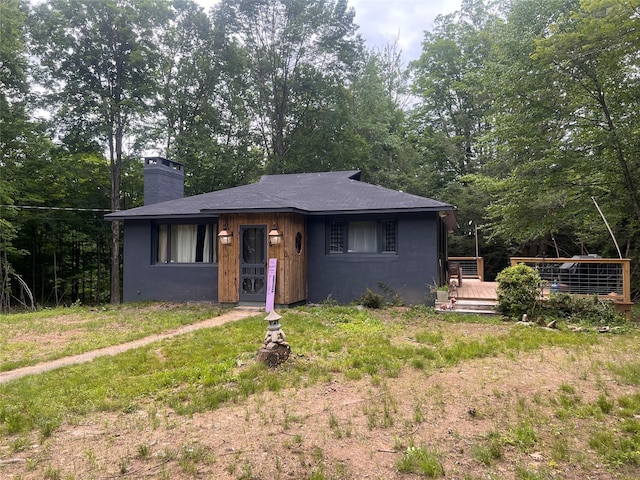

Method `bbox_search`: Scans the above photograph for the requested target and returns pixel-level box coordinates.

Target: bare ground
[1,319,639,479]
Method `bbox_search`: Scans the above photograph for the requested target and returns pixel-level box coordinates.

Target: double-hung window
[329,220,397,254]
[156,223,217,263]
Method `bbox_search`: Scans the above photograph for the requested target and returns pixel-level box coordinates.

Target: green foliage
[410,0,499,183]
[376,281,404,306]
[396,444,445,477]
[504,420,538,452]
[359,289,385,309]
[543,293,626,327]
[495,264,542,319]
[217,0,362,173]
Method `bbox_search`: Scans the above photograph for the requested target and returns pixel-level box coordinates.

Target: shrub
[543,293,626,326]
[359,289,385,309]
[495,264,541,319]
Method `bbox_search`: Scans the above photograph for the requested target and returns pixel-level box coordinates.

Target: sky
[195,0,463,64]
[348,0,462,62]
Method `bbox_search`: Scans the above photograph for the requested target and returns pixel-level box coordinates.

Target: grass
[396,444,445,477]
[0,304,619,439]
[0,303,639,479]
[0,302,227,371]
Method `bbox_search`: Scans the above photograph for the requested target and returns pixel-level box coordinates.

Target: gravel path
[0,307,261,385]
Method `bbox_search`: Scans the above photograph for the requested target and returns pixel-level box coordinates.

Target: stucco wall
[306,213,440,305]
[122,221,218,302]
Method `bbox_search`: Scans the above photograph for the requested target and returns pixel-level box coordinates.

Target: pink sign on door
[265,258,277,312]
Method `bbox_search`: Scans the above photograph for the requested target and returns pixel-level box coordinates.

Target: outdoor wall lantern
[218,224,233,245]
[268,224,283,246]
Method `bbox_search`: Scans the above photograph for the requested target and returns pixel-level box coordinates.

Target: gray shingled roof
[106,170,454,220]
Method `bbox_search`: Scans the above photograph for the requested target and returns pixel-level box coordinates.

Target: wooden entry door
[239,225,266,302]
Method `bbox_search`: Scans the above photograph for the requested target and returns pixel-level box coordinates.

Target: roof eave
[105,205,456,221]
[200,207,306,215]
[305,206,455,216]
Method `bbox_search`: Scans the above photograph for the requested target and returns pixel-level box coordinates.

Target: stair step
[437,301,497,308]
[435,299,498,315]
[454,299,497,306]
[440,308,497,315]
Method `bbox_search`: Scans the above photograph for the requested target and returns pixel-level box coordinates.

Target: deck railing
[510,257,632,316]
[448,257,484,282]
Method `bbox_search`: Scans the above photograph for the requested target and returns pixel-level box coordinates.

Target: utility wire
[0,205,111,212]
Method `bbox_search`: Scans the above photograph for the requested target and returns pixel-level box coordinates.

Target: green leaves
[216,0,362,173]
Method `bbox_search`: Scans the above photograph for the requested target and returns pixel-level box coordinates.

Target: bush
[359,289,385,309]
[543,293,626,326]
[495,264,542,319]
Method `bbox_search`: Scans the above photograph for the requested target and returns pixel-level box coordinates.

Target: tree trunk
[109,125,122,304]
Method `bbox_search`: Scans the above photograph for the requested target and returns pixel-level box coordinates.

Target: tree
[0,0,51,310]
[482,0,640,263]
[410,0,499,180]
[30,0,169,303]
[215,0,363,173]
[532,0,640,226]
[347,46,420,191]
[0,0,29,293]
[154,0,262,194]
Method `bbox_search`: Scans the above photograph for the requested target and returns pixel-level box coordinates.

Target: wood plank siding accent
[218,213,307,305]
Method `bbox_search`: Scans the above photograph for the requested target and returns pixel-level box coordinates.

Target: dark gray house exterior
[106,159,456,306]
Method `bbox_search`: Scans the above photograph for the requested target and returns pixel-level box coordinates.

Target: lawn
[0,302,226,371]
[0,304,639,479]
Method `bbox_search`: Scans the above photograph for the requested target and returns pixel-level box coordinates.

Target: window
[348,221,377,252]
[329,221,344,253]
[295,232,303,254]
[156,223,217,263]
[381,220,396,253]
[329,220,397,254]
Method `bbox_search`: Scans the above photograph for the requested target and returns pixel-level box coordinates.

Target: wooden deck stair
[436,279,499,315]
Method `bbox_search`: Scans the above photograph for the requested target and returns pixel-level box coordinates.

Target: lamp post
[469,220,479,258]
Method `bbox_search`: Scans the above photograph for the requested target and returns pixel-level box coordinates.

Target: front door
[239,225,267,302]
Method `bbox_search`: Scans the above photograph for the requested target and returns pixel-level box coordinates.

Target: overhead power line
[0,205,111,212]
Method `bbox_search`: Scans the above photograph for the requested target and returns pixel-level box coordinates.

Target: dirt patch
[1,323,638,479]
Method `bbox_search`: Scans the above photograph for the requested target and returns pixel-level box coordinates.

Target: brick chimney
[143,157,184,205]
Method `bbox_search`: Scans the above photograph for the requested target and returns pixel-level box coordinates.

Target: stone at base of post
[256,342,291,368]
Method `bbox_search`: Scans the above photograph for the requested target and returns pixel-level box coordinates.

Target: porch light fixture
[268,224,283,246]
[218,224,233,245]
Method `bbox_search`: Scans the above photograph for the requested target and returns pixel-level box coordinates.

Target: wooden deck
[451,278,497,301]
[437,278,498,315]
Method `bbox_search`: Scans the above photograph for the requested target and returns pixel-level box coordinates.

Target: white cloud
[348,0,462,62]
[194,0,462,63]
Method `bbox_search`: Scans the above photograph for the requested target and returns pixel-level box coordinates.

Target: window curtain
[203,225,211,263]
[157,225,168,263]
[348,221,377,252]
[157,223,215,263]
[171,224,197,262]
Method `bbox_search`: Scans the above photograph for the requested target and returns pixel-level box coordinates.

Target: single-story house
[106,157,456,306]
